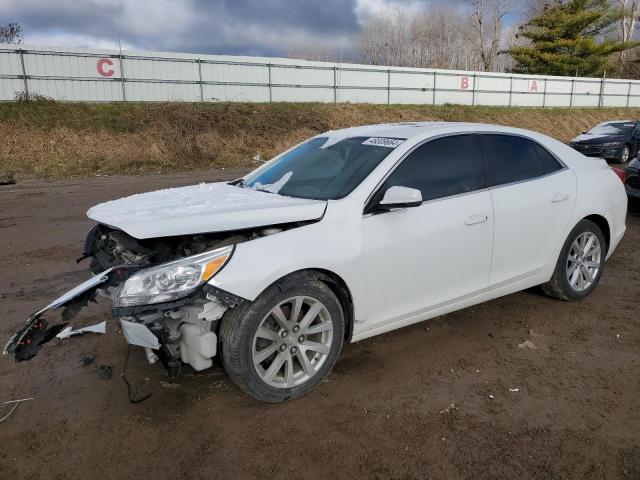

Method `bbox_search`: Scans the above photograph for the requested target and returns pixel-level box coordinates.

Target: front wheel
[219,273,344,402]
[541,219,606,301]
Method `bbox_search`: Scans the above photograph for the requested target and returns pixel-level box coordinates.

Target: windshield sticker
[362,137,404,148]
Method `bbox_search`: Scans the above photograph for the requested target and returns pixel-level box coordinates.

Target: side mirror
[378,186,422,210]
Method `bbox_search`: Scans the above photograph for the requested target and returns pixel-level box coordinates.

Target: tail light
[612,167,626,183]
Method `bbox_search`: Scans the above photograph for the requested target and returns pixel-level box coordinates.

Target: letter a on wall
[530,80,538,92]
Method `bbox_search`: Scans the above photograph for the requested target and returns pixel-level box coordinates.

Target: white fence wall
[2,44,640,107]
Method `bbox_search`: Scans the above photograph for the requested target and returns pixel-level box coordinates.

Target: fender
[209,199,367,322]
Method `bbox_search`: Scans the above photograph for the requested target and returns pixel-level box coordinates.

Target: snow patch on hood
[87,182,327,239]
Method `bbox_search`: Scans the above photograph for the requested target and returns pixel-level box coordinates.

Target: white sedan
[5,122,627,402]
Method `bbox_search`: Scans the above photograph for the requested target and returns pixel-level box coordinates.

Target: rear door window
[480,134,543,187]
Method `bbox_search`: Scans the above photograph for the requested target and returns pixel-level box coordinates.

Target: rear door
[480,134,576,288]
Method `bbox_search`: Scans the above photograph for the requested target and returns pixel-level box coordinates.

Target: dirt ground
[0,171,639,480]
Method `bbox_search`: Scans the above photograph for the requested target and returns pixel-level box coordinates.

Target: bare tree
[615,0,639,63]
[407,9,477,69]
[357,1,524,72]
[0,22,23,44]
[358,7,491,71]
[359,9,410,67]
[467,0,509,71]
[286,45,344,63]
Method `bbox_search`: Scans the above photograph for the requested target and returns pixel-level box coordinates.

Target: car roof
[321,121,535,141]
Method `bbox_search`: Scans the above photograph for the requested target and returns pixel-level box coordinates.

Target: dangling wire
[0,397,34,423]
[121,345,152,404]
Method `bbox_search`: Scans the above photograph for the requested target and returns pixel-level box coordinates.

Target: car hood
[571,133,627,144]
[87,182,327,239]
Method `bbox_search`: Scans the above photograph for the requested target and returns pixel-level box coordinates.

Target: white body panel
[489,169,577,287]
[85,122,627,343]
[360,190,493,329]
[208,123,627,341]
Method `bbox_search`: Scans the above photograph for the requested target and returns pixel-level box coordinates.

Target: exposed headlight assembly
[114,245,234,307]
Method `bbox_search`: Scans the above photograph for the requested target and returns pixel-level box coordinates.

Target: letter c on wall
[97,58,115,77]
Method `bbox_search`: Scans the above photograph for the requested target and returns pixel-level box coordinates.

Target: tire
[541,219,606,301]
[219,272,344,402]
[619,144,631,164]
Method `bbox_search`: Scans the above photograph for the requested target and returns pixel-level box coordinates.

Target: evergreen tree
[508,0,636,76]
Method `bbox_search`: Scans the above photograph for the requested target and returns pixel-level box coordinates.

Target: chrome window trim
[363,131,568,214]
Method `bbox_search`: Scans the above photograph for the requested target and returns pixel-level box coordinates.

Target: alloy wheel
[621,146,630,164]
[252,296,333,388]
[566,231,602,292]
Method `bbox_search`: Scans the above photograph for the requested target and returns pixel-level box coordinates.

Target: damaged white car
[4,122,627,402]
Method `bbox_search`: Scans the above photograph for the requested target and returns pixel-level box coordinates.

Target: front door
[360,134,494,329]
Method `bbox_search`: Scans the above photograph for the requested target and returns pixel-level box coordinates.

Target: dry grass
[1,101,639,178]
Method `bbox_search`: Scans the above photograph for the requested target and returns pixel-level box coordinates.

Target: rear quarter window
[536,145,563,175]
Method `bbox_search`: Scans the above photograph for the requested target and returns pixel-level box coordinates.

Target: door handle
[551,193,569,203]
[465,214,488,226]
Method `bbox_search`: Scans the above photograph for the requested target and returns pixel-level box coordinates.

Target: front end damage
[3,223,293,377]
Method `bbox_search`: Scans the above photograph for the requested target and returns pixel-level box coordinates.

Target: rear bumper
[625,184,640,199]
[624,166,640,199]
[605,198,628,260]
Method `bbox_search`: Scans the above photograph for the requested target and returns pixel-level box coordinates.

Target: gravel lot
[0,171,638,480]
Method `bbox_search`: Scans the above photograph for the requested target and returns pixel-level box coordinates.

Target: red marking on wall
[97,58,115,77]
[460,76,469,90]
[530,80,538,92]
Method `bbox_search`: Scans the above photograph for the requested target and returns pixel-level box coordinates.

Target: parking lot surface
[1,172,638,480]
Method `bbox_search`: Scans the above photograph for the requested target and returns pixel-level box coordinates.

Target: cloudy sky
[0,0,521,58]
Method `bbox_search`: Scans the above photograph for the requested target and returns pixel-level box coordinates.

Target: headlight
[602,142,623,148]
[629,157,640,169]
[114,245,233,307]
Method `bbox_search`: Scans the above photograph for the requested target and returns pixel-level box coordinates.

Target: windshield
[587,122,636,136]
[241,136,402,200]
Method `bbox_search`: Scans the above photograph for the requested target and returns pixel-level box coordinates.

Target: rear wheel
[541,219,606,301]
[620,144,631,164]
[219,273,344,402]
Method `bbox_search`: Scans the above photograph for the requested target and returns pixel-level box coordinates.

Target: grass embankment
[1,101,639,178]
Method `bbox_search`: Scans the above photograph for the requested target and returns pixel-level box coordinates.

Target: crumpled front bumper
[3,267,121,361]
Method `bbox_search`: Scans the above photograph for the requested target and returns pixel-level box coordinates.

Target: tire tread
[541,219,606,301]
[219,272,343,402]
